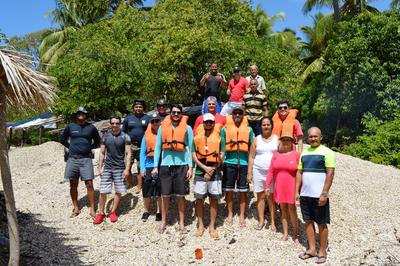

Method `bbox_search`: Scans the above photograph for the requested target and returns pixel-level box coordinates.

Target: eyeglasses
[278,106,288,110]
[171,111,181,115]
[151,120,160,124]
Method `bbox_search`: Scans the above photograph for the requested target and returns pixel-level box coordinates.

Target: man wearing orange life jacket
[139,114,162,222]
[272,100,303,154]
[221,106,255,228]
[192,113,225,240]
[151,104,194,234]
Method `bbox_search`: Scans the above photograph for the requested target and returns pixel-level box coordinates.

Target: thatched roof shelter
[0,48,57,265]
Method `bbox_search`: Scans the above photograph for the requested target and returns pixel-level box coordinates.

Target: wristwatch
[320,191,329,197]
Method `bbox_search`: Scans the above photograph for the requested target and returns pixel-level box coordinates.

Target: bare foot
[281,235,289,241]
[270,224,277,232]
[195,227,205,237]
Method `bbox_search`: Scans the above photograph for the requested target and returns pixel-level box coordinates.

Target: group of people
[60,64,336,264]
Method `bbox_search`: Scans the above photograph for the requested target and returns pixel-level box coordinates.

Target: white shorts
[252,168,273,193]
[220,101,242,116]
[194,174,222,199]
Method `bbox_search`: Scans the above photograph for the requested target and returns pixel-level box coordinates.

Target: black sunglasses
[279,106,288,110]
[171,111,181,115]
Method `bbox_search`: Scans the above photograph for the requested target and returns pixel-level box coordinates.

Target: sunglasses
[171,111,181,115]
[204,120,215,124]
[279,106,288,110]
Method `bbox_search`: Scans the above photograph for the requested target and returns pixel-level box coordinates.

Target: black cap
[75,106,88,114]
[132,99,145,107]
[157,99,169,106]
[233,66,241,73]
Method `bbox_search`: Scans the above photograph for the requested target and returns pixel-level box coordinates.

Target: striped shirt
[243,91,268,121]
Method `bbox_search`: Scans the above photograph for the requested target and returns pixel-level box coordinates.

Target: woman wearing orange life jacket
[151,104,194,234]
[221,106,255,228]
[139,114,162,222]
[272,100,303,154]
[192,113,225,240]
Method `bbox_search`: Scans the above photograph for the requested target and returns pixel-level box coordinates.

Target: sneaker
[155,213,162,221]
[109,211,118,223]
[142,212,150,222]
[93,213,106,224]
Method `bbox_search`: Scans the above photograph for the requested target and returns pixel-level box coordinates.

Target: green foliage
[297,10,400,146]
[50,0,303,118]
[342,115,400,168]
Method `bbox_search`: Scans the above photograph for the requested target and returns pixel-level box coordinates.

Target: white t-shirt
[253,134,278,170]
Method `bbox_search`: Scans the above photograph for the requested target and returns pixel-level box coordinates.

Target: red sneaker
[93,213,106,224]
[109,211,118,223]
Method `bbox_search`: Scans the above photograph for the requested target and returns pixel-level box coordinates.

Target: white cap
[203,113,215,122]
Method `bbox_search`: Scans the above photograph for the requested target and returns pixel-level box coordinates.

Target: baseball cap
[132,99,145,107]
[203,113,215,122]
[233,66,241,73]
[232,106,244,113]
[157,99,169,106]
[150,113,161,122]
[75,106,88,114]
[279,132,294,140]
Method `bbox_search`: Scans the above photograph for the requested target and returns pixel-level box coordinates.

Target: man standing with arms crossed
[152,104,194,234]
[123,100,150,193]
[200,63,227,114]
[296,127,336,264]
[94,116,131,224]
[61,107,100,218]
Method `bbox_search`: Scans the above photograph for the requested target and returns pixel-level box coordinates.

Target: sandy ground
[2,141,400,265]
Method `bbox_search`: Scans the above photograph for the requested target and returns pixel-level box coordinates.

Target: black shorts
[142,168,161,198]
[300,196,330,225]
[159,165,190,196]
[222,163,249,192]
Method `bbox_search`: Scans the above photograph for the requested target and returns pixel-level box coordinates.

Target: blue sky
[0,0,392,40]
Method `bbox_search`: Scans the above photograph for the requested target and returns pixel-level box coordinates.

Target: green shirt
[221,127,254,166]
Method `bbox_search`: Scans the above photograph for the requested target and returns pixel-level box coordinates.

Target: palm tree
[254,4,285,37]
[0,48,57,265]
[303,0,341,21]
[300,12,334,82]
[390,0,400,9]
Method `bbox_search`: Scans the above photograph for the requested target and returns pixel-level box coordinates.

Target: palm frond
[300,57,325,83]
[0,49,57,111]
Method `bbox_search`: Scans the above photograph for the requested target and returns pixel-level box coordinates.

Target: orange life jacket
[144,125,157,157]
[272,109,298,138]
[194,127,221,164]
[225,115,250,152]
[161,115,189,151]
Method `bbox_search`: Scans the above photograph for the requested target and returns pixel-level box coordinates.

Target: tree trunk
[333,0,341,22]
[0,86,20,266]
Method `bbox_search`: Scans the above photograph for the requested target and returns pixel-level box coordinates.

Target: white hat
[203,113,215,122]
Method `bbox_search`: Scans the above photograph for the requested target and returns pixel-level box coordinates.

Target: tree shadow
[1,193,87,265]
[164,197,196,227]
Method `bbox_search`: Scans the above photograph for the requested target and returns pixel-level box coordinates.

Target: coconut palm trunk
[0,49,56,265]
[0,85,20,266]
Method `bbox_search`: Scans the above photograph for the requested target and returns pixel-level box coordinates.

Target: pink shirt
[193,114,226,135]
[266,151,300,204]
[228,77,248,102]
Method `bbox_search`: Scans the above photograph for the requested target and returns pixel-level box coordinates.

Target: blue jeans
[202,98,222,114]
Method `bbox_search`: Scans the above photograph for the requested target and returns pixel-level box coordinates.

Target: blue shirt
[61,122,100,156]
[122,114,150,144]
[221,127,254,166]
[140,135,155,172]
[153,125,194,167]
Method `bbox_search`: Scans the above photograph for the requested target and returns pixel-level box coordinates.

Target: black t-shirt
[60,122,100,156]
[122,114,150,144]
[102,131,131,169]
[203,72,225,100]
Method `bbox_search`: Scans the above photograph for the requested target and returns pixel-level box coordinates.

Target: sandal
[70,209,80,218]
[195,228,205,237]
[298,251,316,260]
[315,256,327,264]
[224,219,233,227]
[209,230,220,240]
[239,221,246,229]
[179,226,188,235]
[159,226,167,234]
[253,223,264,230]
